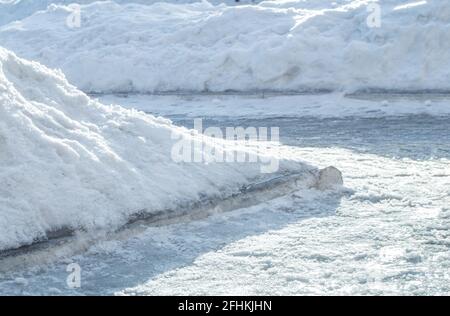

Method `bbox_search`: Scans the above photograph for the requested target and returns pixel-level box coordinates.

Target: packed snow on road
[0,0,449,296]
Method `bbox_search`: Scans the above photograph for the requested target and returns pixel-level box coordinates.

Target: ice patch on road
[98,93,450,119]
[116,147,450,296]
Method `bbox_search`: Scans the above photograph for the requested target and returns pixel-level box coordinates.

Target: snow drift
[0,0,448,93]
[0,0,261,26]
[0,47,323,251]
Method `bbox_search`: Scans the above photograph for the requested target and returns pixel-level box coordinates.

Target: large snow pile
[0,47,316,251]
[1,0,448,93]
[0,0,262,26]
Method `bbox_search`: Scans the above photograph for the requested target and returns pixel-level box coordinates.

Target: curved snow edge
[0,46,337,253]
[0,167,343,258]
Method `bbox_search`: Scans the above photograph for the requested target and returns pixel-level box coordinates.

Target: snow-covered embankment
[0,0,449,94]
[0,48,337,252]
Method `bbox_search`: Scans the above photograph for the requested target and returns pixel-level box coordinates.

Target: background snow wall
[0,0,448,94]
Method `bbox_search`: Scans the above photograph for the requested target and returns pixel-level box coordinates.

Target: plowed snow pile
[0,47,316,251]
[0,0,262,26]
[0,0,449,93]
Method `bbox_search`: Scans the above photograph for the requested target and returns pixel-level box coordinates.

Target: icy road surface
[0,96,449,296]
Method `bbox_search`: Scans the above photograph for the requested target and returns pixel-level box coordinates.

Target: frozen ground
[99,93,450,118]
[0,95,449,295]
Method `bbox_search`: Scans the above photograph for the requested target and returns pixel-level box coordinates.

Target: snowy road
[0,96,449,295]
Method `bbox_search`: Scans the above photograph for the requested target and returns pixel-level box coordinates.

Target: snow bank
[0,0,261,26]
[1,0,448,93]
[0,47,316,251]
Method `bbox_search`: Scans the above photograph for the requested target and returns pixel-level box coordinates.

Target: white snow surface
[118,147,450,296]
[0,47,314,251]
[1,0,449,93]
[0,0,263,26]
[1,132,449,295]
